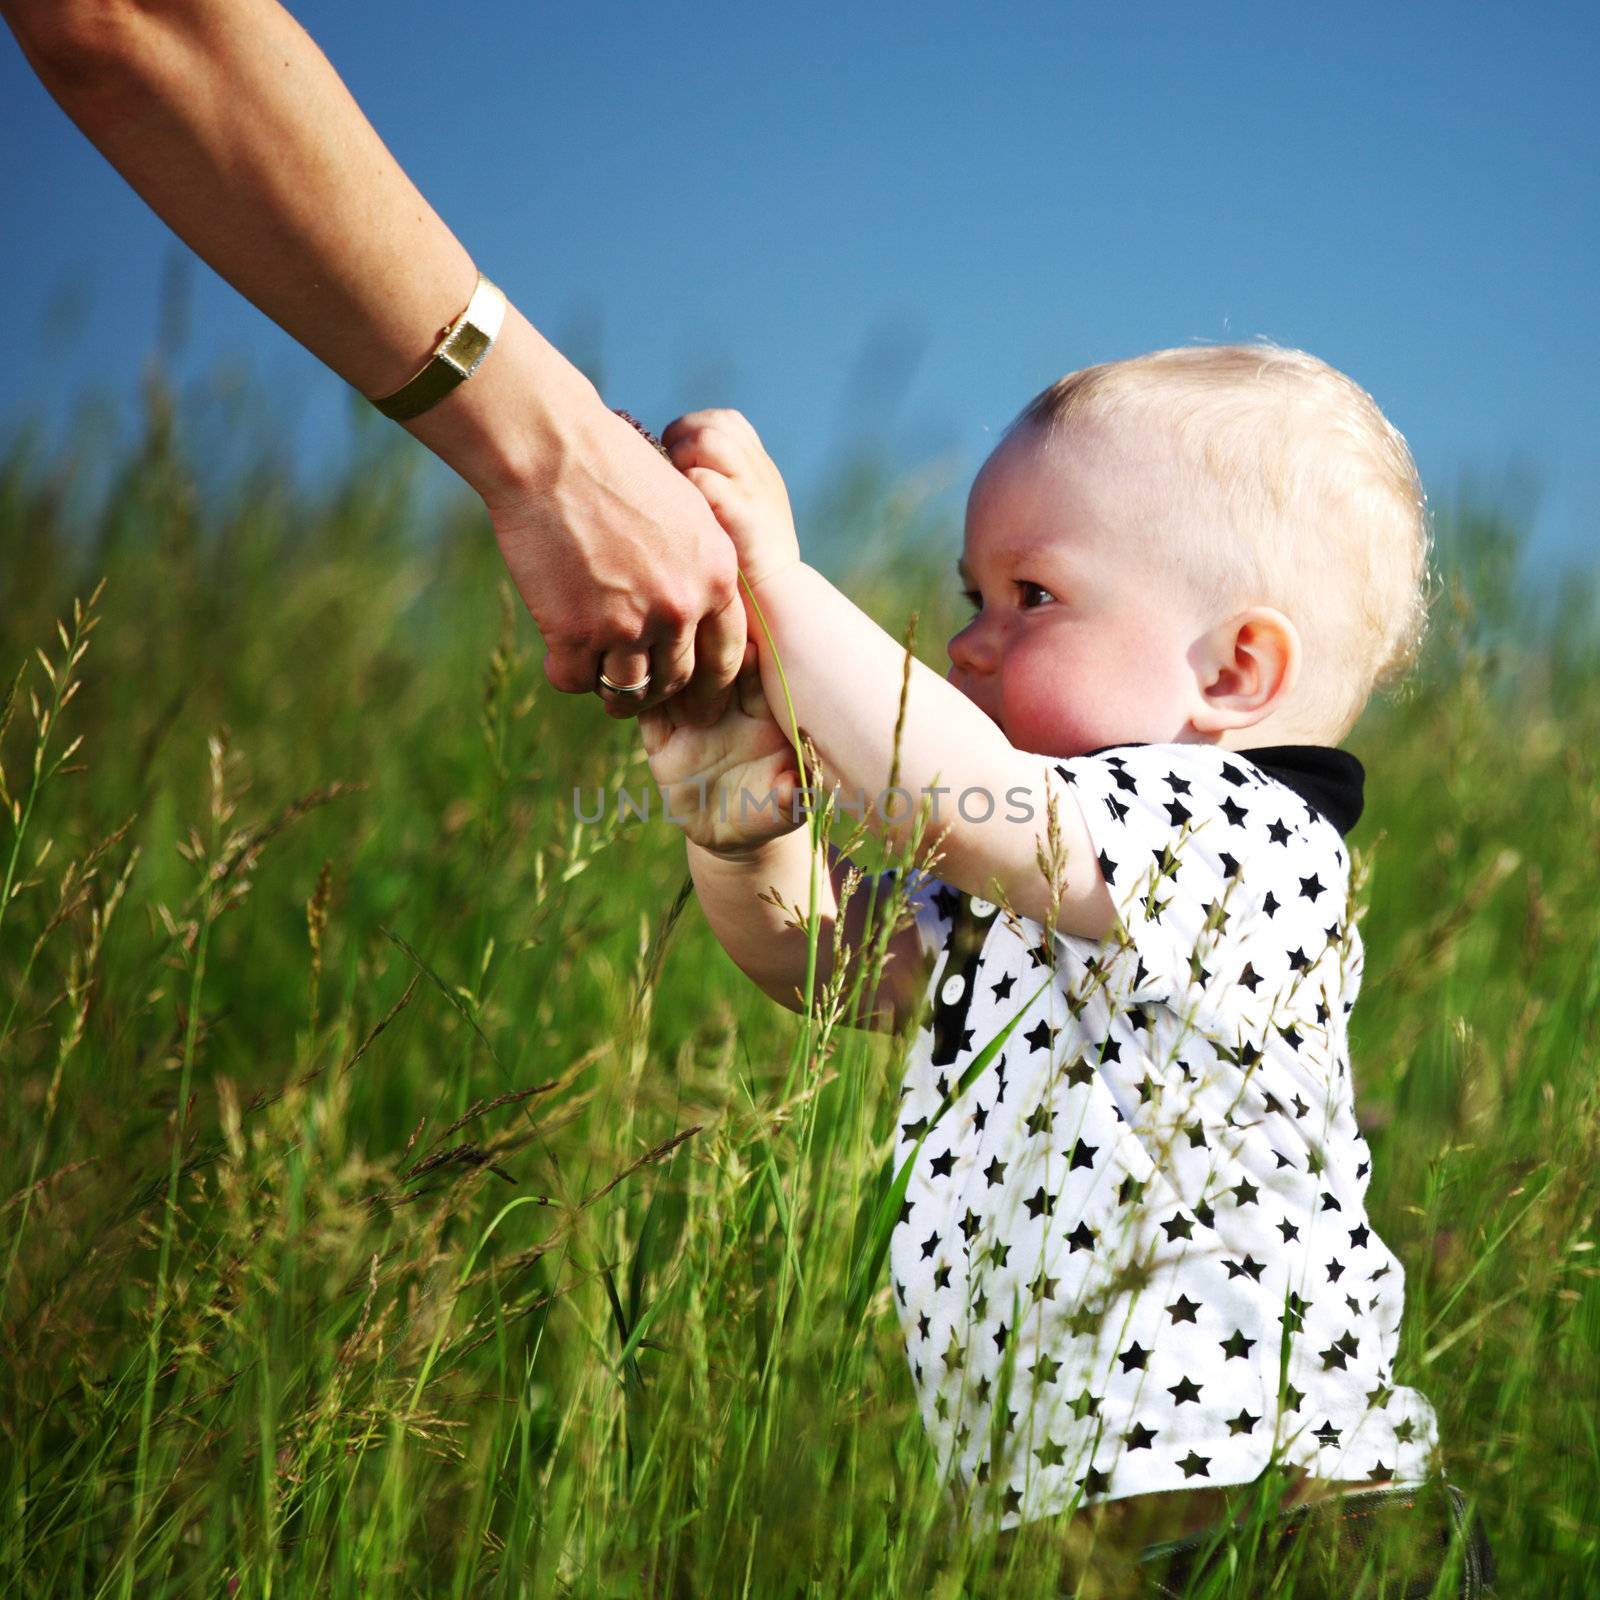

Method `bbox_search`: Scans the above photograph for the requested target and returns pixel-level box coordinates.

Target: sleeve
[1045,744,1263,1017]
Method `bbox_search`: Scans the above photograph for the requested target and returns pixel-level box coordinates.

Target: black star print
[1286,945,1310,972]
[988,973,1015,1006]
[1001,1486,1022,1517]
[1078,1465,1112,1496]
[1393,1418,1418,1443]
[1233,1178,1260,1205]
[1161,1212,1195,1242]
[1313,1420,1341,1448]
[1069,1138,1097,1171]
[1221,796,1248,827]
[1165,798,1192,826]
[931,1148,956,1178]
[993,1321,1009,1355]
[1221,1328,1257,1360]
[1169,775,1191,796]
[986,1239,1011,1271]
[983,1155,1007,1188]
[1032,1352,1062,1385]
[1025,1101,1054,1138]
[1066,1220,1097,1253]
[1118,1340,1150,1373]
[899,1197,913,1226]
[1281,1291,1310,1333]
[1320,1191,1343,1213]
[920,1231,940,1260]
[973,1103,989,1133]
[1024,1186,1055,1221]
[1263,891,1281,917]
[1327,1257,1346,1282]
[1178,1450,1212,1479]
[1349,1224,1370,1248]
[1368,1461,1393,1482]
[1029,1269,1058,1300]
[1125,1422,1158,1450]
[1366,1383,1394,1410]
[1267,819,1291,846]
[1282,1383,1305,1412]
[1167,1294,1201,1324]
[1118,1174,1147,1205]
[1097,849,1116,885]
[1036,1437,1068,1468]
[1194,1200,1215,1228]
[1023,1019,1055,1054]
[1219,850,1241,878]
[933,1263,952,1290]
[1227,1409,1260,1435]
[1067,1388,1101,1420]
[1065,1055,1094,1088]
[1299,872,1325,900]
[917,1311,930,1340]
[959,1207,982,1243]
[901,1115,929,1143]
[1224,1255,1265,1282]
[1168,1376,1203,1405]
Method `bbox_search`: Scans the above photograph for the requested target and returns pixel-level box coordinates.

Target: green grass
[1,374,1595,1597]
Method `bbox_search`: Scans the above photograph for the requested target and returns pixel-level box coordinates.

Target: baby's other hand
[638,664,806,857]
[660,409,801,592]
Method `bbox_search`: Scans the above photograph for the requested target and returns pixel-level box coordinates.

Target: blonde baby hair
[1008,342,1432,741]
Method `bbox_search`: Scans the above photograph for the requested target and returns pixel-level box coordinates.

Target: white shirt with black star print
[876,741,1441,1534]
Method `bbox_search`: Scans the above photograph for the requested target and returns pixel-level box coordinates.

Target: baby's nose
[948,617,1000,675]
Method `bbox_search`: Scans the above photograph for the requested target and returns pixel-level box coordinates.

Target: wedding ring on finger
[596,669,653,699]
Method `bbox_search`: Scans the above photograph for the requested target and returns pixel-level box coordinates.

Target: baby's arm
[640,666,930,1028]
[662,409,1116,942]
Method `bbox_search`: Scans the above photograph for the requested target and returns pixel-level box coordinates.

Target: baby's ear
[1190,607,1300,734]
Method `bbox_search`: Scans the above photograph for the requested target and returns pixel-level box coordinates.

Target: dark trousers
[958,1477,1499,1598]
[1135,1479,1499,1598]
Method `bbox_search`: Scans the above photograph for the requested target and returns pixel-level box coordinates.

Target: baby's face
[947,421,1212,758]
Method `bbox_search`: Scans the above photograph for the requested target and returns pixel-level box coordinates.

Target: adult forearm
[5,0,598,501]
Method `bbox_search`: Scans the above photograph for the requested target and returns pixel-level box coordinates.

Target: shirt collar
[1080,742,1366,836]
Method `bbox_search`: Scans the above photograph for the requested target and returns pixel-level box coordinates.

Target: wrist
[401,302,605,507]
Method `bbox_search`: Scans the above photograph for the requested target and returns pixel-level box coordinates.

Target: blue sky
[4,0,1596,571]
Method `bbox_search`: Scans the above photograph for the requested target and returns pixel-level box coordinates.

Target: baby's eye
[1018,581,1056,608]
[961,588,983,613]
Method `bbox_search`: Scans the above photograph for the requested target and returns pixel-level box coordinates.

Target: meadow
[1,371,1596,1597]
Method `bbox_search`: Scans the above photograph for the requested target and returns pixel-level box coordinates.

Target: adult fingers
[594,644,654,720]
[672,589,748,727]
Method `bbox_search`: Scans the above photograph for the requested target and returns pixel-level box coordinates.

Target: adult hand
[480,397,750,725]
[2,0,749,726]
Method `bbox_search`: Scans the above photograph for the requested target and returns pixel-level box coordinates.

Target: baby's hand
[638,663,806,857]
[661,409,801,592]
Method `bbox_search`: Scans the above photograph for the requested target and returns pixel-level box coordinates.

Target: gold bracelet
[367,272,508,422]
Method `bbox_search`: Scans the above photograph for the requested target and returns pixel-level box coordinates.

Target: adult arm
[2,0,746,722]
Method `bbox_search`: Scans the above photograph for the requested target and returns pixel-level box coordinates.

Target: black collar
[1082,743,1366,836]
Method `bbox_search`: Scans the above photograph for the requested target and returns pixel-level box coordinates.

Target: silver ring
[596,669,652,698]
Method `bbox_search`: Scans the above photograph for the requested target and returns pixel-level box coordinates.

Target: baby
[637,344,1444,1556]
